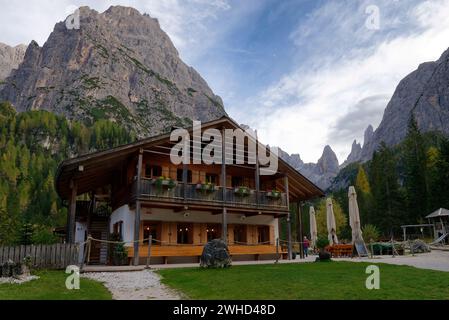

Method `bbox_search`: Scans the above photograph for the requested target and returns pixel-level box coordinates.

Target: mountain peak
[0,6,226,137]
[105,5,141,15]
[318,145,339,172]
[322,145,335,155]
[0,42,27,81]
[363,125,374,148]
[341,139,362,168]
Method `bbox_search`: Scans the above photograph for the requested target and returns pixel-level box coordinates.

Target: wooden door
[89,231,102,263]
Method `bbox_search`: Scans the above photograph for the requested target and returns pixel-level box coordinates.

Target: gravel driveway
[82,270,182,300]
[338,250,449,272]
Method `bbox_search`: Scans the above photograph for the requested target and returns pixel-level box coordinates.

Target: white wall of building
[75,221,87,263]
[110,205,135,246]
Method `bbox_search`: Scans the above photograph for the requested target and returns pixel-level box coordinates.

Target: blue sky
[1,0,449,163]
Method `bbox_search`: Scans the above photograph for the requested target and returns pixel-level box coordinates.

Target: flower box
[153,177,177,190]
[234,186,251,197]
[196,183,219,193]
[266,190,282,199]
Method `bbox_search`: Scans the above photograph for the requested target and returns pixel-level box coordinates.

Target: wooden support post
[255,130,260,206]
[275,238,279,264]
[81,236,91,269]
[391,237,396,258]
[87,236,92,264]
[297,202,304,259]
[67,180,77,244]
[183,163,188,200]
[146,235,152,269]
[284,176,292,260]
[287,216,292,260]
[133,149,143,266]
[221,128,228,244]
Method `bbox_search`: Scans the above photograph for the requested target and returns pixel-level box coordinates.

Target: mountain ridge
[0,6,226,137]
[280,145,339,191]
[357,48,449,162]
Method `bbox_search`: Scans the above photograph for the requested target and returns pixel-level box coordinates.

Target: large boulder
[200,239,232,268]
[411,240,431,253]
[0,260,23,278]
[315,251,331,262]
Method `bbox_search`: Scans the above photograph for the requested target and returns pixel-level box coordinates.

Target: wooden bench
[127,245,286,264]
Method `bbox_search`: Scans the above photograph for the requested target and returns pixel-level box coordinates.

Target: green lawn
[158,262,449,300]
[0,270,112,300]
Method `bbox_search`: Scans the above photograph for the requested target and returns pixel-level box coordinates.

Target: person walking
[303,236,310,258]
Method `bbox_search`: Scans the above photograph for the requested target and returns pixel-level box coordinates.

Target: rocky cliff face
[359,48,449,161]
[278,149,304,169]
[280,145,339,191]
[0,43,27,81]
[341,124,373,166]
[0,6,226,136]
[341,140,362,168]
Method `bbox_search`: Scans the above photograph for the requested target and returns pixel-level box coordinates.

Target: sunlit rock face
[0,6,226,137]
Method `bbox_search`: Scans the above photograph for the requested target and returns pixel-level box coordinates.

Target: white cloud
[236,0,449,163]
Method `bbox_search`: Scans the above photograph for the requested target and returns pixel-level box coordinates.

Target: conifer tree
[369,143,405,236]
[403,115,428,222]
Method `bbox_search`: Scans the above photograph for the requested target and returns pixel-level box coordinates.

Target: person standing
[303,236,310,257]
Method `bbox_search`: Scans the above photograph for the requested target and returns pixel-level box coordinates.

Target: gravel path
[82,270,182,300]
[0,275,39,284]
[338,250,449,272]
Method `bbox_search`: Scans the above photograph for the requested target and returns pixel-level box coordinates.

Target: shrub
[315,236,330,250]
[31,226,58,245]
[362,224,380,242]
[109,233,128,266]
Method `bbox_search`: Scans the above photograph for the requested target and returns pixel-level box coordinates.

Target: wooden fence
[0,244,80,269]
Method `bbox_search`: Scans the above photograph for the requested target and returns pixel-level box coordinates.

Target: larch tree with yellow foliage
[355,165,374,226]
[315,198,348,240]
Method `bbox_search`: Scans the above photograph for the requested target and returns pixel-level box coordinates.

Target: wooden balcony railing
[133,178,288,211]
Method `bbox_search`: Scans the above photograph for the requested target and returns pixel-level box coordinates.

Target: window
[231,176,244,188]
[177,223,193,244]
[143,222,160,245]
[177,169,192,183]
[113,221,123,240]
[145,165,162,178]
[206,224,221,242]
[257,226,270,244]
[233,225,247,244]
[206,173,218,185]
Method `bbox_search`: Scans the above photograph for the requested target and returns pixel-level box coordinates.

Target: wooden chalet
[55,116,324,265]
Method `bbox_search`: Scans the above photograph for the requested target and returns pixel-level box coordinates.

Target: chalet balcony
[132,178,288,212]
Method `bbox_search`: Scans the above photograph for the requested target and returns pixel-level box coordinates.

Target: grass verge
[0,270,112,300]
[158,261,449,300]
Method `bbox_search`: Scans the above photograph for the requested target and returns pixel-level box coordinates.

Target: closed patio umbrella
[348,186,364,243]
[309,206,318,248]
[326,198,339,245]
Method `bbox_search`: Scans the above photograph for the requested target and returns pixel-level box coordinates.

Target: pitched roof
[55,116,325,201]
[425,208,449,219]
